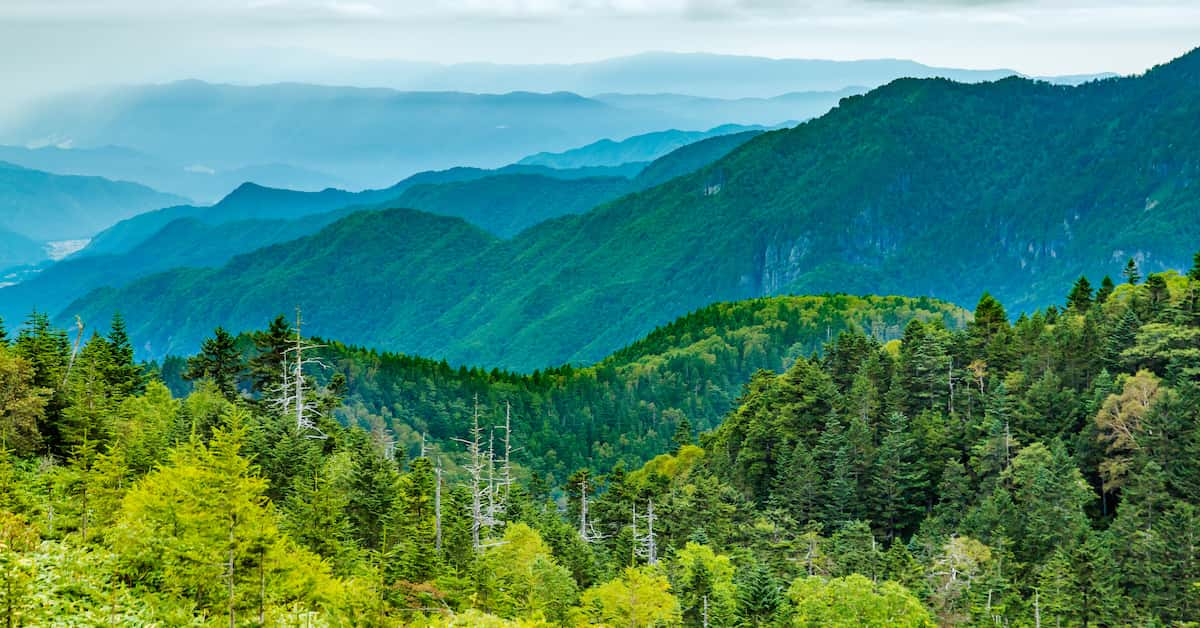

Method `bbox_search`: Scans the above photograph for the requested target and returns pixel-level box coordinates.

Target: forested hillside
[0,208,358,324]
[2,260,1198,625]
[4,130,756,331]
[171,294,959,484]
[0,161,185,241]
[66,48,1200,370]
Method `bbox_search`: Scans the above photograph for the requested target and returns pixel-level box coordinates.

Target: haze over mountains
[184,50,1106,98]
[0,81,825,194]
[0,53,1113,198]
[0,160,185,246]
[44,48,1199,370]
[0,129,760,325]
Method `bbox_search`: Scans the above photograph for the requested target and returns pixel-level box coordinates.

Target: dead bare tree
[434,458,443,554]
[633,500,658,565]
[61,315,85,388]
[578,475,605,543]
[454,395,489,551]
[271,308,329,440]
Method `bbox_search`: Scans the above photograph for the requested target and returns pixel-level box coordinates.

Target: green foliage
[5,264,1200,624]
[787,574,935,627]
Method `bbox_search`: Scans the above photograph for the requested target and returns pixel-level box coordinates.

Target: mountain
[0,144,346,204]
[393,131,763,237]
[629,130,763,189]
[591,90,861,127]
[0,208,358,325]
[0,161,186,241]
[77,129,757,259]
[186,49,1055,98]
[0,82,716,190]
[65,49,1200,369]
[77,182,395,258]
[1,126,759,322]
[517,124,764,169]
[0,228,42,272]
[390,175,631,239]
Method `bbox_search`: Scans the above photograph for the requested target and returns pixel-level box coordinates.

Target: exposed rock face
[757,236,812,294]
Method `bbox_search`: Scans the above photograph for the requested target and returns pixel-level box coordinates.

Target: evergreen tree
[670,410,693,452]
[872,412,929,540]
[346,437,400,550]
[105,313,143,397]
[1105,307,1141,371]
[1123,257,1141,285]
[735,560,782,626]
[389,457,439,583]
[248,315,293,395]
[183,327,243,399]
[1067,276,1094,312]
[1096,275,1117,304]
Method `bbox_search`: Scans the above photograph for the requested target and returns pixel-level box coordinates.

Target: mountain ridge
[62,48,1200,370]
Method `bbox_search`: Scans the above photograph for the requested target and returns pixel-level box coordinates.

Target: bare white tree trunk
[434,461,443,553]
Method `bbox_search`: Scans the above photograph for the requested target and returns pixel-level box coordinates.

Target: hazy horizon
[3,0,1198,119]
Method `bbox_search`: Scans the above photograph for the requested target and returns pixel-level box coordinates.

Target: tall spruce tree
[184,327,243,399]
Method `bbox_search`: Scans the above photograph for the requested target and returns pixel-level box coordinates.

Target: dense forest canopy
[1,256,1198,625]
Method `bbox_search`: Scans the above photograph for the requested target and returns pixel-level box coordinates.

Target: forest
[1,254,1199,626]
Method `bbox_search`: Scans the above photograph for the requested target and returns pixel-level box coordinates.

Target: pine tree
[735,560,782,627]
[248,315,293,395]
[671,411,693,452]
[184,327,243,399]
[347,436,400,550]
[931,458,972,533]
[1096,275,1117,304]
[872,412,929,540]
[1123,257,1141,285]
[767,442,822,524]
[1105,307,1141,371]
[389,457,439,582]
[105,313,143,397]
[1067,276,1094,312]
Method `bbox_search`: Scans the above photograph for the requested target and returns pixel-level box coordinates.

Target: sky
[1,0,1198,114]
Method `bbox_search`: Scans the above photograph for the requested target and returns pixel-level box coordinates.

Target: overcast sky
[2,0,1197,114]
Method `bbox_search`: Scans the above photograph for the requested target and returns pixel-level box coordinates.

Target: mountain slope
[8,130,753,322]
[148,293,962,482]
[66,49,1200,369]
[392,131,763,237]
[0,144,347,203]
[78,182,383,258]
[0,207,357,324]
[517,124,763,169]
[70,209,495,357]
[390,175,632,239]
[0,228,42,272]
[0,161,186,241]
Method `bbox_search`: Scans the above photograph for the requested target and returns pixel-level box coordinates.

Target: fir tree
[1067,276,1094,312]
[105,313,143,397]
[183,327,243,399]
[735,560,782,627]
[872,412,929,540]
[248,314,293,395]
[1124,257,1142,285]
[1096,275,1117,304]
